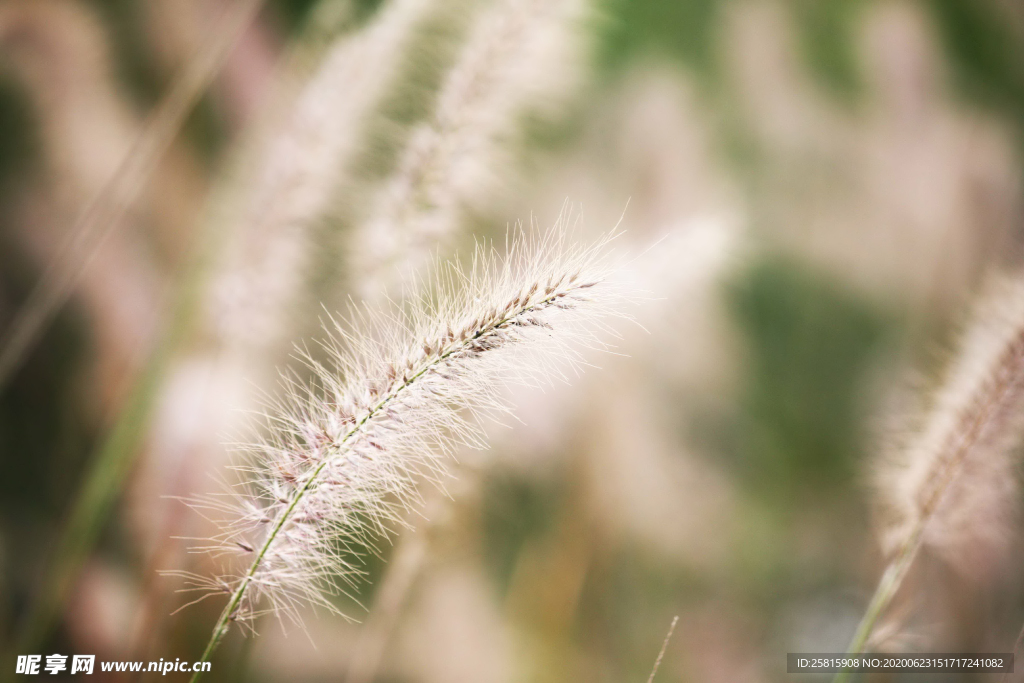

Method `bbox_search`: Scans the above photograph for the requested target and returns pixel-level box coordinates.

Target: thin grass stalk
[647,616,679,683]
[0,0,263,391]
[833,529,921,683]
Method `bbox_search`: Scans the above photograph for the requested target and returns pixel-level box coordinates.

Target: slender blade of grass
[0,0,263,392]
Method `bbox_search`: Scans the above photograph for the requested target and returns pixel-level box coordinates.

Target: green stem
[190,449,333,682]
[832,529,922,683]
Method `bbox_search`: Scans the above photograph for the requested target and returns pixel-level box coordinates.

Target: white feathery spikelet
[844,275,1024,656]
[879,276,1024,575]
[355,0,589,299]
[209,0,439,353]
[173,219,632,631]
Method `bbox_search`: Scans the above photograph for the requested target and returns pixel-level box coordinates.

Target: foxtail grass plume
[172,219,632,673]
[356,0,589,299]
[879,278,1024,575]
[209,0,439,353]
[843,275,1024,660]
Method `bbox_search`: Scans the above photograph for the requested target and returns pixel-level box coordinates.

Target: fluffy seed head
[173,219,632,625]
[878,275,1024,577]
[208,0,437,352]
